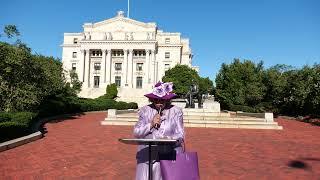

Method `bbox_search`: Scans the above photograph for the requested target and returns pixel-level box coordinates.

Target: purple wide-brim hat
[144,82,177,100]
[144,93,177,100]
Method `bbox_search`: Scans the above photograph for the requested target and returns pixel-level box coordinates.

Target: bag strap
[182,139,186,153]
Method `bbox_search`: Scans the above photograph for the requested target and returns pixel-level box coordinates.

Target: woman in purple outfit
[133,82,185,180]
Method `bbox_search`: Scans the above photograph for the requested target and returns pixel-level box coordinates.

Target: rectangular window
[94,76,100,88]
[72,52,77,58]
[136,77,143,89]
[165,38,170,44]
[72,63,76,70]
[94,62,101,70]
[165,64,170,71]
[165,52,170,59]
[112,50,124,57]
[115,63,122,71]
[136,63,143,71]
[115,76,121,87]
[73,38,78,44]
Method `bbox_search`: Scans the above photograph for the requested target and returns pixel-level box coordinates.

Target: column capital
[123,49,129,54]
[107,49,112,53]
[146,49,151,54]
[128,49,134,54]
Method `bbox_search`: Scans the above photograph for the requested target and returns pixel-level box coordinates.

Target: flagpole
[127,0,130,18]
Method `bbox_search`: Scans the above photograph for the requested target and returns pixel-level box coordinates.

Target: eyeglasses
[153,99,166,103]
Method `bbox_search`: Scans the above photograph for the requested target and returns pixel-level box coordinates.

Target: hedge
[1,97,138,143]
[0,112,37,143]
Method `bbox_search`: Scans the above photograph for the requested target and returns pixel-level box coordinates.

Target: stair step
[101,120,282,130]
[101,120,135,126]
[106,117,267,122]
[185,123,283,129]
[186,120,277,125]
[115,115,265,121]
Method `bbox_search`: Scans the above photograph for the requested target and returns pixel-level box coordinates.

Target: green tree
[2,25,20,38]
[105,83,118,99]
[69,70,82,94]
[262,64,292,113]
[0,42,40,112]
[215,59,266,110]
[162,65,200,97]
[282,65,320,115]
[199,77,214,95]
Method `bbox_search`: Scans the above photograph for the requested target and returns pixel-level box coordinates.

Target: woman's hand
[151,114,161,129]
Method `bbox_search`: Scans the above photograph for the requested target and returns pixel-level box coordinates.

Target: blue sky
[1,0,319,81]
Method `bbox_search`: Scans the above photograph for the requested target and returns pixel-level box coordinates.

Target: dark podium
[119,138,178,180]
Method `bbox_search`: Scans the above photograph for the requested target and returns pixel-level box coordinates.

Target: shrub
[105,83,118,99]
[229,104,260,113]
[11,112,37,125]
[0,112,37,143]
[115,101,129,110]
[0,121,29,142]
[0,112,11,123]
[126,102,138,109]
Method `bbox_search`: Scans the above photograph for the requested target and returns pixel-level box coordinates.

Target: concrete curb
[0,131,43,152]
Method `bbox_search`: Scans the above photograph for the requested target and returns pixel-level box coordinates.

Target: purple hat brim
[144,93,177,100]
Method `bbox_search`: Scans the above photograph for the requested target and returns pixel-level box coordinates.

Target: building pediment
[84,11,156,33]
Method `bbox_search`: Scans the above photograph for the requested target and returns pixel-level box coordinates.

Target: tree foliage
[105,83,118,99]
[0,42,79,112]
[215,59,266,109]
[162,65,200,97]
[199,77,214,95]
[0,42,39,111]
[215,59,320,116]
[162,64,214,101]
[2,25,20,38]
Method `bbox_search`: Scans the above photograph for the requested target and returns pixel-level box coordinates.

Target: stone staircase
[101,109,283,130]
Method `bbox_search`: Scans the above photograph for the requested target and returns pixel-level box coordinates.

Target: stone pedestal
[171,99,187,109]
[203,99,220,112]
[265,113,274,122]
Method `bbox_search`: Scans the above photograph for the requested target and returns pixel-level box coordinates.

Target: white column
[80,49,85,82]
[128,49,134,88]
[123,49,128,86]
[101,49,106,83]
[88,50,92,87]
[146,50,150,84]
[151,50,156,84]
[106,49,112,84]
[154,51,158,83]
[84,49,90,87]
[156,61,159,83]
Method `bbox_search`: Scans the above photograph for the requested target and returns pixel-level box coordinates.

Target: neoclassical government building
[62,11,197,106]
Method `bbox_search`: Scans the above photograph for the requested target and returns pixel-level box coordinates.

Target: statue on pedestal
[186,80,198,108]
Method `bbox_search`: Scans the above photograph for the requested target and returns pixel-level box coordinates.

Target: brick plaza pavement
[1,112,319,179]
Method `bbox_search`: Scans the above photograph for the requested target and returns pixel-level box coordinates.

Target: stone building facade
[61,11,197,106]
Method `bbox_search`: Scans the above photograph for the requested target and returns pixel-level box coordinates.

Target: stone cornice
[61,44,80,47]
[64,33,83,36]
[92,17,156,29]
[158,44,182,47]
[158,32,181,36]
[80,40,157,45]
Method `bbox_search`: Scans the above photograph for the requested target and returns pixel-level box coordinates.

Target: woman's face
[152,99,167,110]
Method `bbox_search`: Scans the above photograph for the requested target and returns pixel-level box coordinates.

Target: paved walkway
[1,112,319,179]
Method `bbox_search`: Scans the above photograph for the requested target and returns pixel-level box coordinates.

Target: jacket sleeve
[172,109,185,143]
[133,108,152,138]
